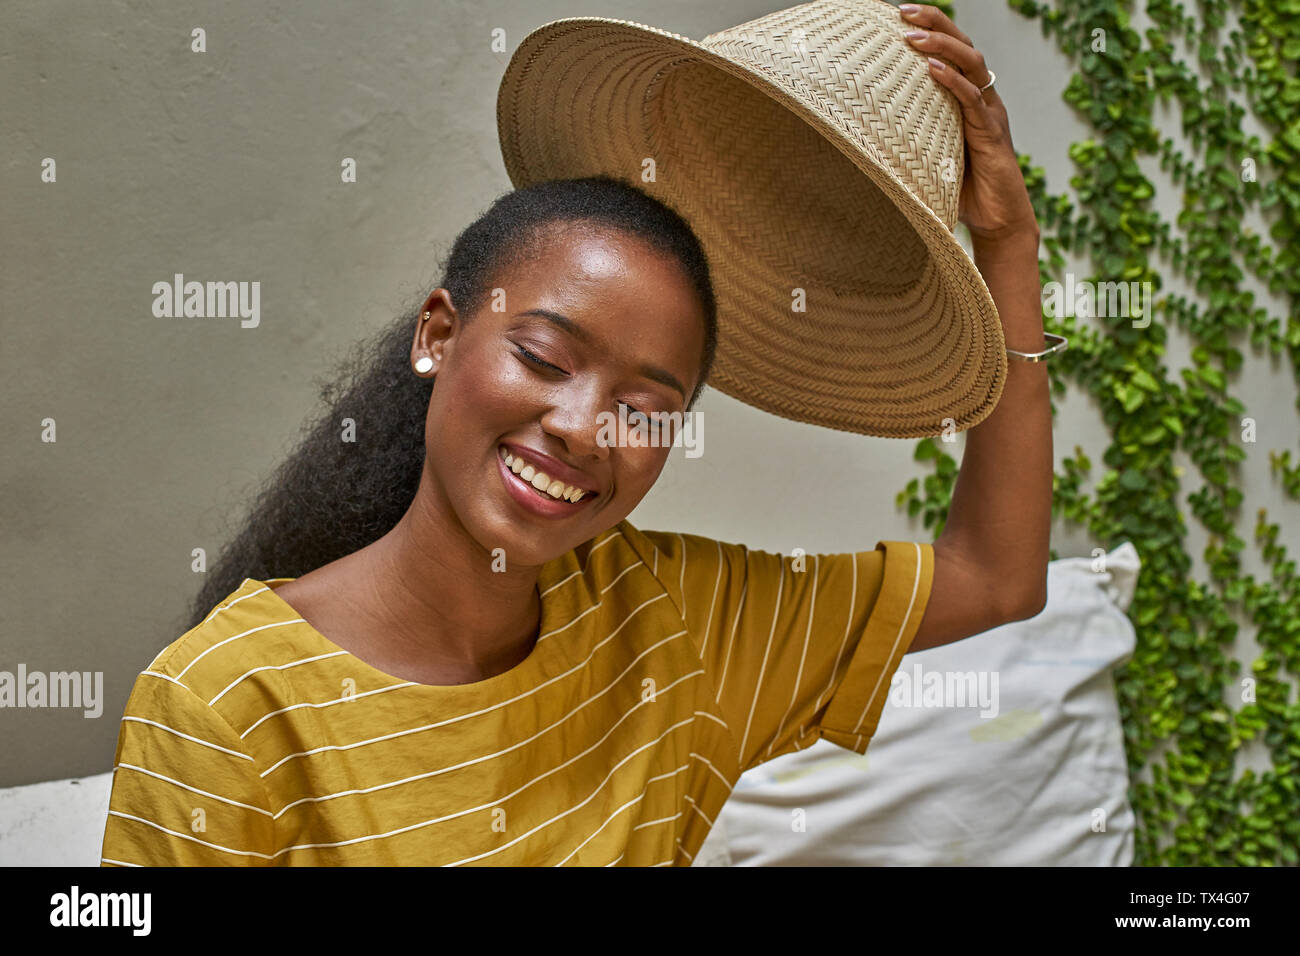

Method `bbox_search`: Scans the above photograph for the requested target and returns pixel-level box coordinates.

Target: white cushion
[693,542,1140,866]
[0,773,113,866]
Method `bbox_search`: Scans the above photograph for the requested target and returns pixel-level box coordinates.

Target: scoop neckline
[244,556,575,694]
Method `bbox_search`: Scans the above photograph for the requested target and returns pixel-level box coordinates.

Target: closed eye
[515,345,565,375]
[515,345,644,417]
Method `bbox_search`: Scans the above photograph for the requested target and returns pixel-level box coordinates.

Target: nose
[539,381,612,464]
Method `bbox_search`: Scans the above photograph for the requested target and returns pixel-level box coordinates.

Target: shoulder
[604,518,690,581]
[134,578,306,719]
[612,518,726,567]
[616,518,763,581]
[605,519,749,621]
[564,519,688,608]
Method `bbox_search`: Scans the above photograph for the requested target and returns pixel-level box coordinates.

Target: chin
[468,503,571,568]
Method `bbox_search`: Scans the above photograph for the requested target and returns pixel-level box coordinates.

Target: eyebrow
[515,308,688,401]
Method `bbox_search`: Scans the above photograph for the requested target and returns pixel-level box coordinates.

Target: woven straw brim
[497,12,1007,439]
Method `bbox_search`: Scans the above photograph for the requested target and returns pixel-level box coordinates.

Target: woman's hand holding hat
[899,3,1038,247]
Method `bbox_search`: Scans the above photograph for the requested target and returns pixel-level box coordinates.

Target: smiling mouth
[498,445,596,504]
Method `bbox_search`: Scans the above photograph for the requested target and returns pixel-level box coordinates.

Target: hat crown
[699,0,963,227]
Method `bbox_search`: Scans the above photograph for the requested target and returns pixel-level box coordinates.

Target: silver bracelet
[1007,332,1069,363]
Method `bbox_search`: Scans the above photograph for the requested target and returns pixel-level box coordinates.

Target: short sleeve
[637,529,934,773]
[100,671,275,866]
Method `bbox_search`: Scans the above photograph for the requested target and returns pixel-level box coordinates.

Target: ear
[411,289,458,375]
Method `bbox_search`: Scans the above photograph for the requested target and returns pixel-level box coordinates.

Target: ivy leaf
[1131,369,1162,392]
[1117,383,1146,412]
[1119,468,1148,491]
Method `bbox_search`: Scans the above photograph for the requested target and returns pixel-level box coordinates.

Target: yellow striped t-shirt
[100,519,934,866]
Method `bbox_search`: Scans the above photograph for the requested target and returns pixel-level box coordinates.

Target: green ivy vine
[893,0,1300,865]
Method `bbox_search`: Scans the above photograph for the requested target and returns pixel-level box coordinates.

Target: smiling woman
[187,174,718,632]
[99,176,940,867]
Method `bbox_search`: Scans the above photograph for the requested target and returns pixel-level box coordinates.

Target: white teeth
[500,446,590,503]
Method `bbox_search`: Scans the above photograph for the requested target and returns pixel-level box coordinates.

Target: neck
[347,464,545,681]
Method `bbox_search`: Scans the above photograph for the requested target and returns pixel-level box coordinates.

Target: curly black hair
[184,175,718,632]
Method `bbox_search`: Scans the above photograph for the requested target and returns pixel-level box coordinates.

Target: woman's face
[415,222,707,568]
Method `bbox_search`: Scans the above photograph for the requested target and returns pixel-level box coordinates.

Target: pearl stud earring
[414,356,434,373]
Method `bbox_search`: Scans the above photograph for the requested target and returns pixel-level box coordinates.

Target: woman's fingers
[899,4,974,49]
[924,57,993,128]
[901,16,1011,145]
[904,27,992,90]
[925,58,1013,153]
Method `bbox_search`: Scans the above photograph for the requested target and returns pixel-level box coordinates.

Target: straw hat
[496,0,1007,439]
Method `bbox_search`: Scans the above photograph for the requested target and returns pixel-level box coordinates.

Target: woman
[100,4,1051,866]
